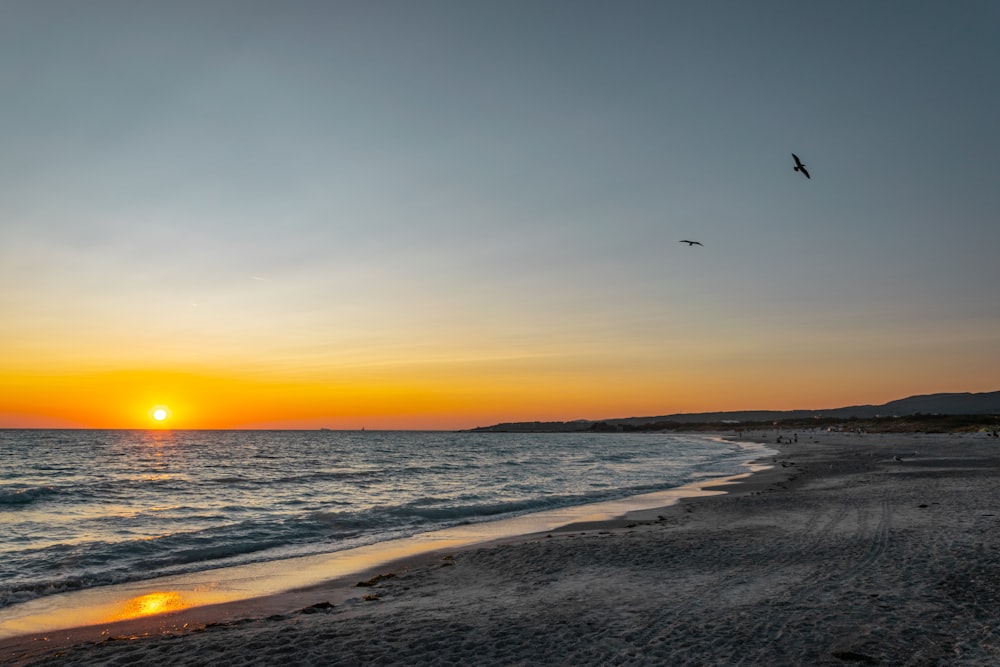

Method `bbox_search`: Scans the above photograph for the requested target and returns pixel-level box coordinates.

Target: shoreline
[6,430,1000,665]
[0,437,772,651]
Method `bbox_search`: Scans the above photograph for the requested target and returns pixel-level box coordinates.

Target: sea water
[0,429,770,611]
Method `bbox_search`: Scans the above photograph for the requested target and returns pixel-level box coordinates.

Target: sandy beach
[4,430,1000,666]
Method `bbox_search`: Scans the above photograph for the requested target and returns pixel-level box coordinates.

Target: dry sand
[4,431,1000,666]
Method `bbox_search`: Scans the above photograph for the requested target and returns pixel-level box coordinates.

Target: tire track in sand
[627,495,852,650]
[736,490,893,665]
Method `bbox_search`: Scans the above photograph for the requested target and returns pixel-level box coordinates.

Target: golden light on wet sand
[109,591,188,621]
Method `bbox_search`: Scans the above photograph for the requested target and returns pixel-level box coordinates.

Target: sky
[1,1,998,430]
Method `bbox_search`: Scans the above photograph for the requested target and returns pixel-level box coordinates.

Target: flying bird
[679,240,703,246]
[792,153,810,179]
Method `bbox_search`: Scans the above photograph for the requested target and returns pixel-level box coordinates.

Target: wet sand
[4,431,1000,665]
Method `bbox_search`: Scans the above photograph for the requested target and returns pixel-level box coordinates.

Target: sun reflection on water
[107,591,189,621]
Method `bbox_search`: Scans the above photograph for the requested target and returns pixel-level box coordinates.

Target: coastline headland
[468,390,1000,433]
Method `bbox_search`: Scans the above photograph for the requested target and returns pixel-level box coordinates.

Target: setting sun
[149,405,172,425]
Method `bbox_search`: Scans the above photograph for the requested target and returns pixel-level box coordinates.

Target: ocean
[0,429,771,612]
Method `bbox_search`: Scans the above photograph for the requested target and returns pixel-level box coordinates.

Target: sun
[149,405,172,425]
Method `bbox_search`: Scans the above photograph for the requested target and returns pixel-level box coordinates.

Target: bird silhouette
[792,153,810,179]
[679,240,703,246]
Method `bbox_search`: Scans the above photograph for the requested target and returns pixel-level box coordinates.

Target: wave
[0,572,120,609]
[0,486,59,507]
[383,485,677,523]
[270,469,383,485]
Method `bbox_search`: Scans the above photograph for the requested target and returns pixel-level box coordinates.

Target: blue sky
[2,1,998,427]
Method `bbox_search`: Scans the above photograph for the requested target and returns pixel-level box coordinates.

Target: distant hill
[469,391,1000,432]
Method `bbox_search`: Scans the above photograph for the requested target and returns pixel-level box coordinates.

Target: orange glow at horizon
[0,358,992,430]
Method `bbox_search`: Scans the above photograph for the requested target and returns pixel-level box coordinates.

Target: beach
[4,431,1000,666]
